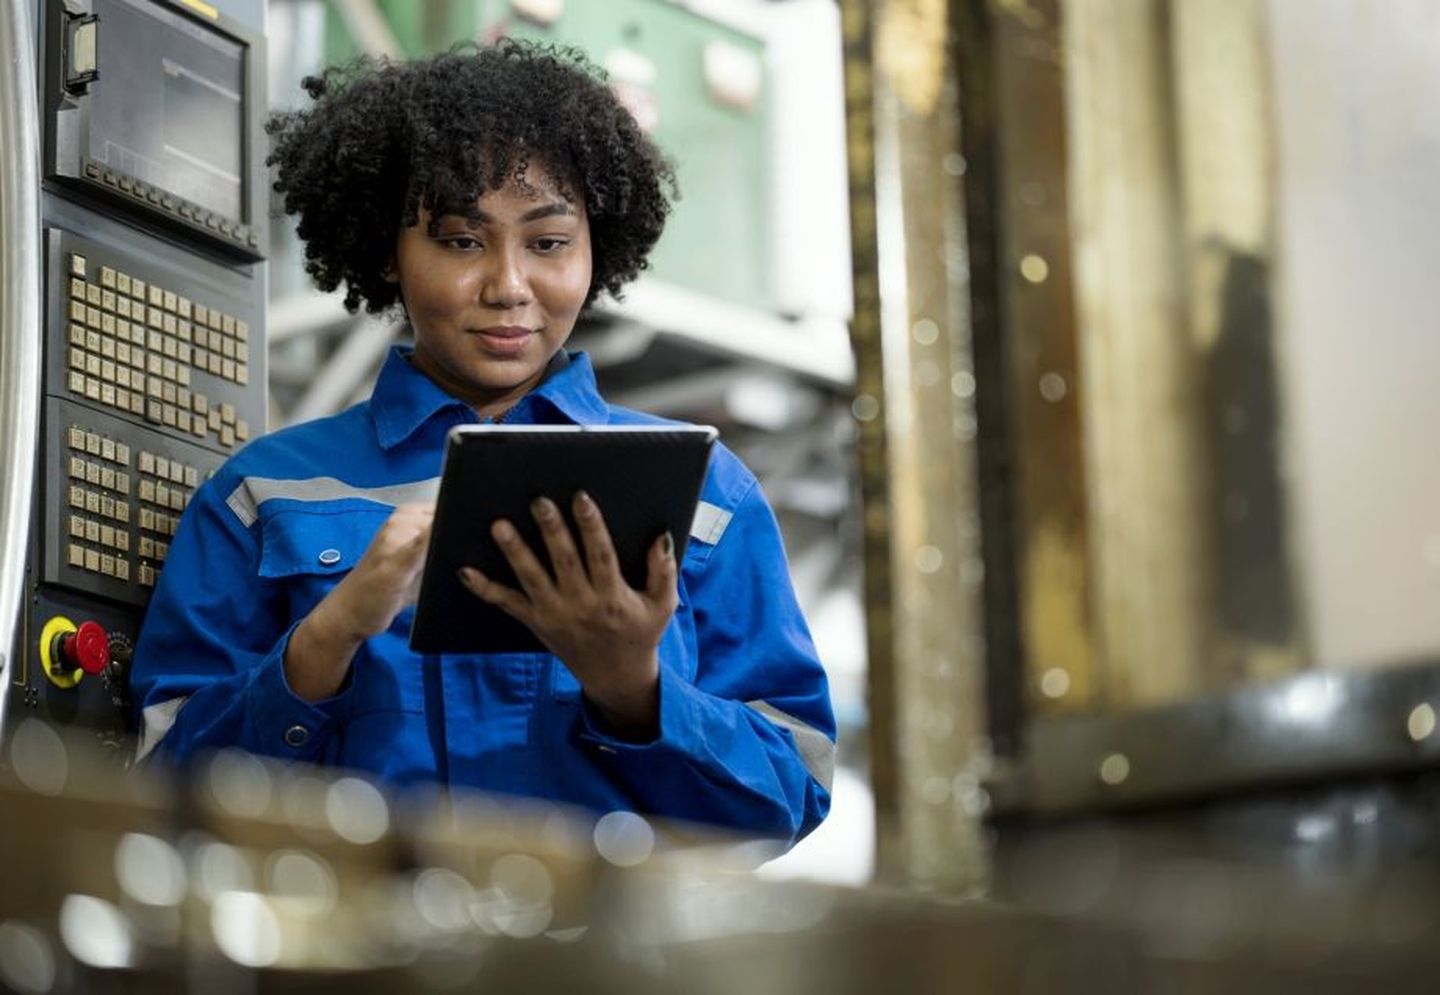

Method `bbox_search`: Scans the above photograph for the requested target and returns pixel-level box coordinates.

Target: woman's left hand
[457,490,678,737]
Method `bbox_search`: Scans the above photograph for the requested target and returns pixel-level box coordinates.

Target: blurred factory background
[8,0,1440,989]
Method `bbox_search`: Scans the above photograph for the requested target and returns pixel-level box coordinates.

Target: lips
[472,325,534,356]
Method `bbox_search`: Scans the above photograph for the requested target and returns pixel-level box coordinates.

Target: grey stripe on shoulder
[226,476,441,527]
[745,700,836,792]
[690,501,733,545]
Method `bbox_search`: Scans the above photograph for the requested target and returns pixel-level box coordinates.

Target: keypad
[65,252,252,448]
[63,423,206,589]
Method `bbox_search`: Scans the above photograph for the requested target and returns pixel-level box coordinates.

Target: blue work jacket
[130,347,835,845]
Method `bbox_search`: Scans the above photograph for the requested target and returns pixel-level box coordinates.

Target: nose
[478,244,531,310]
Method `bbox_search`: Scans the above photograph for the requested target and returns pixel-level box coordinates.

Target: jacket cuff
[575,663,708,758]
[246,619,353,761]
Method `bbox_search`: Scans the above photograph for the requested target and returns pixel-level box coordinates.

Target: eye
[441,235,482,251]
[533,237,570,253]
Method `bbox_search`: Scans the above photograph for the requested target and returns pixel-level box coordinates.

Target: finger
[405,516,432,555]
[530,497,586,591]
[376,504,435,553]
[644,531,679,611]
[491,518,557,604]
[458,566,535,627]
[572,491,623,591]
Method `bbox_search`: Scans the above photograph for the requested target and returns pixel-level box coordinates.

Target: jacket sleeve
[129,475,351,768]
[573,477,836,845]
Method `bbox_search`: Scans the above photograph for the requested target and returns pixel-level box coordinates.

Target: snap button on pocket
[317,548,342,566]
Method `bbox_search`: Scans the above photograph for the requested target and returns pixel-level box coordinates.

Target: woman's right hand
[285,503,434,701]
[320,502,435,640]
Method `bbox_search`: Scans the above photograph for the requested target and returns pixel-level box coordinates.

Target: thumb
[645,531,678,607]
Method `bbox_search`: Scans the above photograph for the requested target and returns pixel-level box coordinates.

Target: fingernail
[662,531,674,559]
[492,520,515,541]
[575,491,595,517]
[531,497,554,520]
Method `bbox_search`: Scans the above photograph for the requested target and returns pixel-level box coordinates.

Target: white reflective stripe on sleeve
[745,700,836,792]
[226,475,441,527]
[689,500,733,545]
[135,695,190,763]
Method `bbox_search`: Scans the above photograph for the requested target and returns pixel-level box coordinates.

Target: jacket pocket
[258,503,424,725]
[258,503,390,622]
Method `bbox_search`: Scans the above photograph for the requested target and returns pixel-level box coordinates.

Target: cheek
[404,264,476,321]
[549,261,593,315]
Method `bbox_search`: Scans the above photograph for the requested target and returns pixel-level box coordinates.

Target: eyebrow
[449,202,577,226]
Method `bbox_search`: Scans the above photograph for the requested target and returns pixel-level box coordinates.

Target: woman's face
[392,161,592,419]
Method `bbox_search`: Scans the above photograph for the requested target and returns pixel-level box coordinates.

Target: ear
[381,253,399,284]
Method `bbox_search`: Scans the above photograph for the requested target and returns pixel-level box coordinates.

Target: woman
[130,40,834,845]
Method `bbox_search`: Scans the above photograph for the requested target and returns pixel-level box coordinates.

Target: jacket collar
[369,345,610,450]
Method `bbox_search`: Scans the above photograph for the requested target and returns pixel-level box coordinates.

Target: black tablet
[409,424,719,654]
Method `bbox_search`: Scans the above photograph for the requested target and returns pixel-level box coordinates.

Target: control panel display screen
[88,0,244,222]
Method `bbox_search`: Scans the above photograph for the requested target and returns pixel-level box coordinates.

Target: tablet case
[409,425,718,654]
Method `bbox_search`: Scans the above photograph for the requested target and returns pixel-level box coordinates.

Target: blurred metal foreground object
[6,729,1440,993]
[841,0,992,892]
[0,0,44,744]
[989,657,1440,817]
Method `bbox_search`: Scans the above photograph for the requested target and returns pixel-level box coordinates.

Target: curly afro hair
[266,39,676,314]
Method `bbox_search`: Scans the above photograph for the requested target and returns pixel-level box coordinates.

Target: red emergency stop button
[62,621,111,676]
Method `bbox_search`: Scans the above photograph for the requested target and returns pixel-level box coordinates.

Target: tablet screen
[409,425,717,654]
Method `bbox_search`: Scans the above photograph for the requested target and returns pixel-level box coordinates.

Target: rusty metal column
[843,0,991,891]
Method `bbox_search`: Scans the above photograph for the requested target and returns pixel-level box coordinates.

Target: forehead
[425,157,583,220]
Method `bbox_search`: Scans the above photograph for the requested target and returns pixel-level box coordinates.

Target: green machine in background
[324,0,772,313]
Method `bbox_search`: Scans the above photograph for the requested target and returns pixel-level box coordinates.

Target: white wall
[1268,0,1440,669]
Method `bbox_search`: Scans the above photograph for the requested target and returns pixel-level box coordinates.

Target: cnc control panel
[7,0,268,759]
